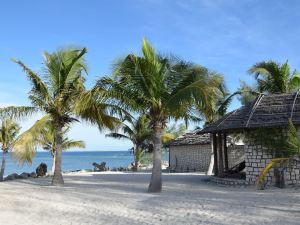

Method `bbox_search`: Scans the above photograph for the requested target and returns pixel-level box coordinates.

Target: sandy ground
[0,172,299,225]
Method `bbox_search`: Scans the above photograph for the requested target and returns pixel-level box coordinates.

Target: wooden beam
[213,133,218,176]
[223,133,229,172]
[217,133,224,177]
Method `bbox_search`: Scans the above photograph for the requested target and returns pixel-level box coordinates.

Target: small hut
[199,93,300,185]
[167,132,244,173]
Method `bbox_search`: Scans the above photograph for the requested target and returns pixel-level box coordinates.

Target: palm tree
[106,115,152,171]
[12,47,119,186]
[0,119,21,181]
[99,38,224,192]
[161,123,186,144]
[39,125,85,173]
[248,60,300,94]
[236,81,260,106]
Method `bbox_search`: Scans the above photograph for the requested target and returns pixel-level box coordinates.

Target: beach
[0,172,299,225]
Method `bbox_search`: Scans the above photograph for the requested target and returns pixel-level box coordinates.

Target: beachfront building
[200,93,300,185]
[167,133,244,173]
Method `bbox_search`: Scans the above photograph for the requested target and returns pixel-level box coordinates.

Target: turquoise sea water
[1,151,134,176]
[1,151,169,176]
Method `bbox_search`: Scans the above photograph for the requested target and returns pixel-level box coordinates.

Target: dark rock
[30,172,37,178]
[36,163,47,177]
[4,173,19,181]
[127,163,134,171]
[20,172,30,179]
[92,162,108,172]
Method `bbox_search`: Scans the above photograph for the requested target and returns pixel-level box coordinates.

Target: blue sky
[1,0,300,151]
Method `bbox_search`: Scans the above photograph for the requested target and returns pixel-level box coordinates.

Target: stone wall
[169,144,211,172]
[245,139,300,185]
[169,144,245,173]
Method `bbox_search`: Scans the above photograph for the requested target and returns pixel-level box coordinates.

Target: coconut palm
[39,125,85,173]
[199,92,232,124]
[161,123,186,144]
[12,47,119,186]
[0,119,21,181]
[99,38,224,192]
[106,114,152,171]
[248,60,300,94]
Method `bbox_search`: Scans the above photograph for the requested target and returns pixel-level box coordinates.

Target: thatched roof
[167,133,211,146]
[199,92,300,134]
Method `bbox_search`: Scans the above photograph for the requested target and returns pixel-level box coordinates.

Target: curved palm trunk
[133,145,140,171]
[52,124,64,186]
[51,154,56,174]
[0,151,7,181]
[148,124,162,193]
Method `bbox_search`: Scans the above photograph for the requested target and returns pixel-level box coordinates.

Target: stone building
[200,93,300,185]
[168,133,244,173]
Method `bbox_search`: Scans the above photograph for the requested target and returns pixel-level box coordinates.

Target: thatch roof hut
[199,93,300,185]
[167,133,211,146]
[167,133,244,173]
[199,92,300,134]
[167,133,212,172]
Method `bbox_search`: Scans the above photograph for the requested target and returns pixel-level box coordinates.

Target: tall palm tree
[248,60,300,94]
[99,38,224,192]
[106,115,152,171]
[12,47,119,186]
[0,119,21,181]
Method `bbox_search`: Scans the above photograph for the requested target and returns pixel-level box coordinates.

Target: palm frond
[105,133,130,140]
[161,133,175,144]
[256,158,289,189]
[61,140,85,150]
[12,115,50,164]
[247,60,296,93]
[0,106,38,120]
[12,59,51,103]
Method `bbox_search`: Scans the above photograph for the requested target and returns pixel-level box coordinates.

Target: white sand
[0,172,299,225]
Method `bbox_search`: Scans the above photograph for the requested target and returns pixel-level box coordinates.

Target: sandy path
[0,172,299,225]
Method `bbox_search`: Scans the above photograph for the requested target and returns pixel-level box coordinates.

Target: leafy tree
[0,119,21,181]
[234,61,300,107]
[106,115,152,170]
[98,38,224,192]
[236,81,259,106]
[248,60,300,93]
[39,124,85,173]
[11,48,119,186]
[161,123,186,144]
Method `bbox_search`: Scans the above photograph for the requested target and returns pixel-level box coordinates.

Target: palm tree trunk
[0,151,7,181]
[52,123,64,186]
[51,153,56,174]
[148,123,162,193]
[133,145,140,171]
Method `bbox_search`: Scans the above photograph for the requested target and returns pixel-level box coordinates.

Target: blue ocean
[1,151,135,176]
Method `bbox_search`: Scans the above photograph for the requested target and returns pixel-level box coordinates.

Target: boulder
[4,173,19,181]
[30,172,37,178]
[36,163,47,177]
[127,163,134,171]
[20,172,30,179]
[92,162,108,172]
